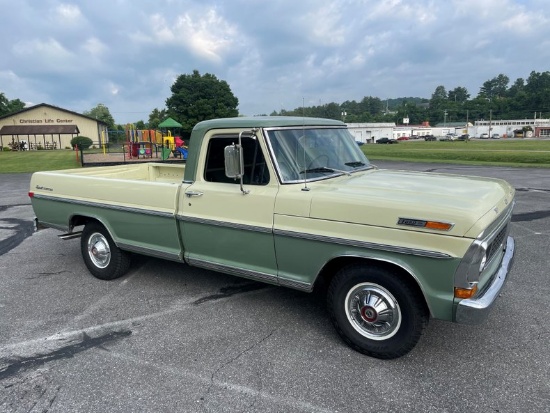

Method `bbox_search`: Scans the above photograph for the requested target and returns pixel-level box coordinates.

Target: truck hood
[306,169,515,238]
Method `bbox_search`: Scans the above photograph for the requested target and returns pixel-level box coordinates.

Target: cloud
[0,0,548,123]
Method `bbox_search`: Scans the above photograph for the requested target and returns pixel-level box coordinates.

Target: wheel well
[69,215,101,231]
[314,256,430,316]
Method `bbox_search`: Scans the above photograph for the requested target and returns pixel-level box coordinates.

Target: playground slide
[175,146,188,160]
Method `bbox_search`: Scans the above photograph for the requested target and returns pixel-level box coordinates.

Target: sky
[1,0,549,124]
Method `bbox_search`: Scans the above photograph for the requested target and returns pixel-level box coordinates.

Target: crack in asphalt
[200,329,276,410]
[0,330,132,380]
[25,271,70,280]
[193,282,269,305]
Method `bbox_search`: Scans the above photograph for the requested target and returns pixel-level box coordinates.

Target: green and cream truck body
[29,117,515,359]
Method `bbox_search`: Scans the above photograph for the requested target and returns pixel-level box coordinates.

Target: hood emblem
[397,218,453,231]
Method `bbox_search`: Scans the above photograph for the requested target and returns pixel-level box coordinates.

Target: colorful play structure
[124,117,188,161]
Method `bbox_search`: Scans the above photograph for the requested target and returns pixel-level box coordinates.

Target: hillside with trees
[271,71,550,125]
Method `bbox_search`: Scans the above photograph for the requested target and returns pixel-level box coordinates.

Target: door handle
[185,191,203,198]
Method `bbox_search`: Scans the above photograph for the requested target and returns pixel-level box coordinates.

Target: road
[1,163,549,413]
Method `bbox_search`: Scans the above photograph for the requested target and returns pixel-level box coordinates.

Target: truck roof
[191,116,345,137]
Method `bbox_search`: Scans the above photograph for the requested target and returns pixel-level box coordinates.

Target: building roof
[434,122,471,127]
[0,103,107,124]
[0,125,80,136]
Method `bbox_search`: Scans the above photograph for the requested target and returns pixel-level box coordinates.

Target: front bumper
[455,236,515,324]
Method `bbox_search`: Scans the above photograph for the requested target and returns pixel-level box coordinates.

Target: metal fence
[80,141,187,167]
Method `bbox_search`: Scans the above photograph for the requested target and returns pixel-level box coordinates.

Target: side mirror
[224,144,243,178]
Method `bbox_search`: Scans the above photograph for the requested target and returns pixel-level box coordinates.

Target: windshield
[265,127,372,183]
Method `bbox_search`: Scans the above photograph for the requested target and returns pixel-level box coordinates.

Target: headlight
[454,240,486,293]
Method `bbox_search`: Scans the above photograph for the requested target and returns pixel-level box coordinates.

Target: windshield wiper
[345,161,366,167]
[299,167,351,176]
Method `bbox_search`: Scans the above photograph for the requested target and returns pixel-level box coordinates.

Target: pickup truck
[29,116,515,359]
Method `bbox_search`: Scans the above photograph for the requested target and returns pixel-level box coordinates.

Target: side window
[204,136,270,185]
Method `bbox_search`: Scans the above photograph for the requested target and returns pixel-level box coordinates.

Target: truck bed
[56,163,186,183]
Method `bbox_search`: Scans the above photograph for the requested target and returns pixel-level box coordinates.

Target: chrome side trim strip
[187,257,280,285]
[278,278,313,292]
[118,242,183,262]
[177,215,272,234]
[33,194,174,219]
[273,229,452,259]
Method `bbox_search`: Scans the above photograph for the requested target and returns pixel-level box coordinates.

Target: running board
[58,231,82,240]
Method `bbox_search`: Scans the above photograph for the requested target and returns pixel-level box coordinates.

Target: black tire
[327,264,428,359]
[81,222,131,280]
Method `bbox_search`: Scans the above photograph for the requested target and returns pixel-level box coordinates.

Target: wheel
[327,264,428,359]
[81,222,131,280]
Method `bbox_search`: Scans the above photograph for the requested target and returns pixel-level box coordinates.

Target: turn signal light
[454,285,478,299]
[28,191,34,198]
[425,221,453,231]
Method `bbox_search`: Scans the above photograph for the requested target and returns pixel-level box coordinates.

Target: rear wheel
[81,222,130,280]
[327,264,428,359]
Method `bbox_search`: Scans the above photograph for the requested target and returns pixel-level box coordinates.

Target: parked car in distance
[479,133,489,139]
[397,136,409,141]
[376,137,398,144]
[440,134,457,141]
[424,135,437,141]
[491,133,500,139]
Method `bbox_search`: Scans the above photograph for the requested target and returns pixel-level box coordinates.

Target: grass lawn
[0,150,81,173]
[362,139,550,168]
[1,139,550,173]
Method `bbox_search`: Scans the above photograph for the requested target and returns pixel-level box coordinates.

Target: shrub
[2,147,11,152]
[70,136,93,150]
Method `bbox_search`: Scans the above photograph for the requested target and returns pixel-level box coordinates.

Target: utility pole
[489,109,492,136]
[444,110,448,127]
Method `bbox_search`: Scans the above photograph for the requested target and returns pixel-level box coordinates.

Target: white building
[472,118,550,138]
[346,123,395,143]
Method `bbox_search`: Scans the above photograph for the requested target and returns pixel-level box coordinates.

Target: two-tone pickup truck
[29,116,515,359]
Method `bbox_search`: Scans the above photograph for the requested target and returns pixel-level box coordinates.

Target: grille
[486,225,508,263]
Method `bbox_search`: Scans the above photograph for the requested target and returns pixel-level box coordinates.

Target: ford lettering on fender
[29,116,515,359]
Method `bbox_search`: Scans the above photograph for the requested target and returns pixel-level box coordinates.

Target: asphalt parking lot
[1,161,549,413]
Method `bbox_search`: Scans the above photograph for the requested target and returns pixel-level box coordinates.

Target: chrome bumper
[455,236,515,324]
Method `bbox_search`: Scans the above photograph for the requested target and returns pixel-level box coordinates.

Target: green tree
[395,101,429,125]
[448,87,470,103]
[166,70,239,133]
[428,85,448,123]
[148,108,167,129]
[478,74,509,101]
[83,103,115,130]
[0,93,25,116]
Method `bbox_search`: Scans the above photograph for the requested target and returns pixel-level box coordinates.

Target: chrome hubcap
[88,233,111,269]
[345,282,401,340]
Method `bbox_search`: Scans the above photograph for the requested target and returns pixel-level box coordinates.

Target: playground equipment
[124,123,187,161]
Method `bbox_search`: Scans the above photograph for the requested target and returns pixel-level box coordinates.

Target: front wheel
[81,222,131,280]
[327,264,428,359]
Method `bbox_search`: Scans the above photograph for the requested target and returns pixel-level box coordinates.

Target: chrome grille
[487,225,508,263]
